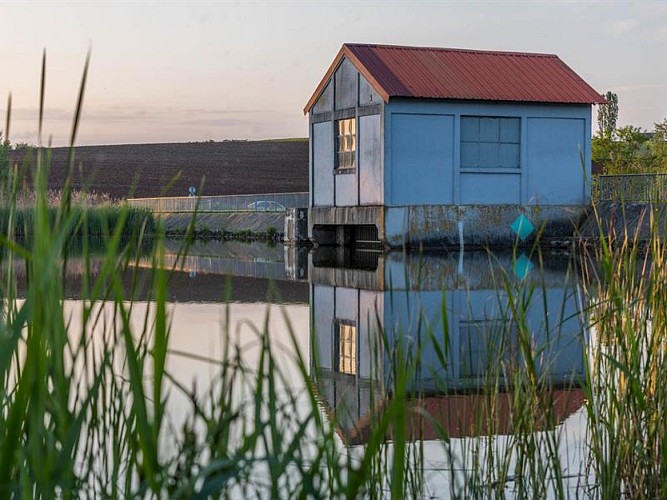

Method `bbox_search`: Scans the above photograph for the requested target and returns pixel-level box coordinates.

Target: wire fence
[126,192,309,213]
[595,174,667,202]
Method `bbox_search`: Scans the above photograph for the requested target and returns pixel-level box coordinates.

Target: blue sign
[511,214,535,242]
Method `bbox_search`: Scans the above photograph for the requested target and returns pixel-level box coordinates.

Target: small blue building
[304,44,605,247]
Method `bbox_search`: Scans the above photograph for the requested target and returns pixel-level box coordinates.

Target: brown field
[10,139,308,199]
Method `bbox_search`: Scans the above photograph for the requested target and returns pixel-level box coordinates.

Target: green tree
[651,118,667,170]
[592,91,619,172]
[597,91,619,139]
[604,125,655,174]
[592,134,613,166]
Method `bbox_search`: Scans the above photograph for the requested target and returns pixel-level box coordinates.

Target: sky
[0,0,665,146]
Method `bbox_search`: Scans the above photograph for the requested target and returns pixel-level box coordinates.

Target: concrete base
[309,206,385,246]
[284,208,309,245]
[310,204,589,248]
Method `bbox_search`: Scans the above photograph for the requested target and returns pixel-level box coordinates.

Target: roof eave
[303,44,390,115]
[387,95,608,105]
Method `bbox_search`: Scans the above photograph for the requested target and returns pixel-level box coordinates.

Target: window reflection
[335,320,356,375]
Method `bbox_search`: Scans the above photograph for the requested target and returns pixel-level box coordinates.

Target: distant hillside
[10,139,309,199]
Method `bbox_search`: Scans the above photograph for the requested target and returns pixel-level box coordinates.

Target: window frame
[335,117,356,173]
[334,319,357,376]
[460,116,521,170]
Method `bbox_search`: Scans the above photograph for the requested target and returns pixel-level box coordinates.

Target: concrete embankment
[161,212,285,240]
[578,202,667,245]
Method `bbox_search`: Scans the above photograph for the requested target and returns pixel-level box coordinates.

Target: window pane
[478,143,499,167]
[460,116,520,168]
[499,143,520,168]
[336,323,356,375]
[461,117,479,141]
[500,118,520,143]
[479,117,499,142]
[461,142,479,168]
[335,119,356,169]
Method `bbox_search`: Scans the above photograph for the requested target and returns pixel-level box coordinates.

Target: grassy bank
[0,204,156,241]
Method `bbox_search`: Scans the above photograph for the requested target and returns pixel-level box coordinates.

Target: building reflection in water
[309,248,587,445]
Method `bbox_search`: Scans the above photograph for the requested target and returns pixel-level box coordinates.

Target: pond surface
[113,240,589,497]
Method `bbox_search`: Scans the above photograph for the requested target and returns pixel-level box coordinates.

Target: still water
[129,240,589,497]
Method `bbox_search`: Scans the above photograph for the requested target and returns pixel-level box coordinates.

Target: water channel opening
[350,224,381,249]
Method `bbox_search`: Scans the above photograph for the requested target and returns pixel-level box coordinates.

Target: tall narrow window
[461,116,520,169]
[336,118,356,170]
[335,320,357,375]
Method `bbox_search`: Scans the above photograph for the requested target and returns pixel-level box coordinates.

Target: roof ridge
[343,42,559,58]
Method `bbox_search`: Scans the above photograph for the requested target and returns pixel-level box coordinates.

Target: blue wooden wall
[384,100,592,207]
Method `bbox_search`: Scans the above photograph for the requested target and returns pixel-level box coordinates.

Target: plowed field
[11,139,309,199]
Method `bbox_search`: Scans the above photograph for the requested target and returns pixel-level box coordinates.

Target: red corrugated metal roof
[304,43,605,113]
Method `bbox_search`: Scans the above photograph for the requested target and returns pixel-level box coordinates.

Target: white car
[247,201,287,212]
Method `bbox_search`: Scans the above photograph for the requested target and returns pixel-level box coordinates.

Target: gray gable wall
[335,58,358,110]
[310,57,384,208]
[310,57,382,112]
[313,81,333,114]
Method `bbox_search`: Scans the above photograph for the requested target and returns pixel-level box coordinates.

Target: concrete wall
[309,56,383,210]
[383,204,587,248]
[384,100,592,207]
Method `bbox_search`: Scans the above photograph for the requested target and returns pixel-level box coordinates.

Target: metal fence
[595,174,667,202]
[126,192,309,213]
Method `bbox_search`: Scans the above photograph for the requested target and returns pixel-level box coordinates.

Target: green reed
[579,201,667,499]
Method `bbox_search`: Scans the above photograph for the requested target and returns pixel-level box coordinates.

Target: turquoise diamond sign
[511,214,535,242]
[514,253,534,280]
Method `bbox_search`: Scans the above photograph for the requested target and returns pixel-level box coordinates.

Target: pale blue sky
[0,1,665,145]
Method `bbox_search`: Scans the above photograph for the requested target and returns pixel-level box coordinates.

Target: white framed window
[461,116,520,168]
[335,320,357,375]
[336,118,356,170]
